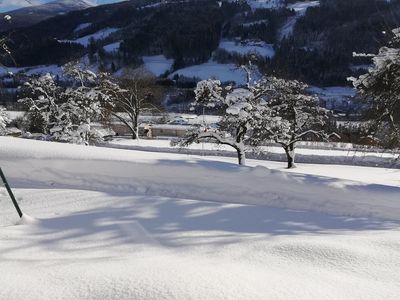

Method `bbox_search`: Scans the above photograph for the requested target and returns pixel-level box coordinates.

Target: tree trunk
[284,144,296,169]
[131,118,138,140]
[236,148,246,166]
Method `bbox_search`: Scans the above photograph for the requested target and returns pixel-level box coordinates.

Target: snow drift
[1,137,399,220]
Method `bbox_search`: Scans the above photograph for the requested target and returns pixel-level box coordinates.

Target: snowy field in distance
[73,22,92,33]
[1,137,399,299]
[247,0,283,10]
[218,40,275,58]
[104,41,121,53]
[170,61,247,84]
[0,64,63,77]
[287,1,320,16]
[308,86,357,109]
[60,27,119,47]
[143,55,174,76]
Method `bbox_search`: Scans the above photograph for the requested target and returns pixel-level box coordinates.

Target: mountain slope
[1,0,399,86]
[0,0,94,31]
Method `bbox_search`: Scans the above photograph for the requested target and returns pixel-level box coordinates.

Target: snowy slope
[104,41,121,53]
[0,64,63,77]
[279,1,320,40]
[143,55,173,76]
[1,136,400,220]
[0,136,400,299]
[247,0,283,10]
[218,40,275,58]
[61,27,119,47]
[170,61,247,84]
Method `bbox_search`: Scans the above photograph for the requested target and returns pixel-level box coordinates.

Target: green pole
[0,167,23,218]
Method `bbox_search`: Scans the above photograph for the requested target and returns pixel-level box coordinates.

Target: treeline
[225,8,293,44]
[119,1,241,70]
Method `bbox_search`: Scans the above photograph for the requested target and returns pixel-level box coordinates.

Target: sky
[0,0,124,13]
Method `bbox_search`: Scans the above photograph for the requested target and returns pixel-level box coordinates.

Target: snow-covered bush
[350,28,400,149]
[0,106,10,135]
[19,63,111,145]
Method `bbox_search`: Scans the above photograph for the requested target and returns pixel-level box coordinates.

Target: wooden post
[0,167,23,218]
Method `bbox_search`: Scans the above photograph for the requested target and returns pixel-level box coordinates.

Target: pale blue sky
[0,0,125,13]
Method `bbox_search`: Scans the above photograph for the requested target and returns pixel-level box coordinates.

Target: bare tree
[101,75,162,139]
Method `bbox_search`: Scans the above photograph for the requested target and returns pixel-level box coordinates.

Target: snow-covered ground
[0,64,63,77]
[107,137,400,168]
[73,22,92,33]
[218,40,275,58]
[143,55,174,76]
[350,64,372,72]
[309,86,356,109]
[104,41,121,53]
[0,137,400,299]
[247,0,283,10]
[170,61,247,84]
[1,137,400,299]
[288,1,320,16]
[60,27,119,47]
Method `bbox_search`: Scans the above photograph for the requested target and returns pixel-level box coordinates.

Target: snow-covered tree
[19,64,110,144]
[252,77,332,169]
[174,78,270,165]
[63,63,108,145]
[19,73,69,136]
[350,28,400,149]
[0,106,10,135]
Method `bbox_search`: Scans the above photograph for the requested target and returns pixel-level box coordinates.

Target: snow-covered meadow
[60,27,119,47]
[1,137,399,299]
[170,61,248,84]
[218,40,275,58]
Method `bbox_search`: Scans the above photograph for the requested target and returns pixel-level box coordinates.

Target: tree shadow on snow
[1,194,399,259]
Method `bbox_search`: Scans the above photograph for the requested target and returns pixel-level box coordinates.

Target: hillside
[1,0,399,85]
[0,0,94,31]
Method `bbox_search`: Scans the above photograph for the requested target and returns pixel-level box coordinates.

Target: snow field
[107,137,400,169]
[61,27,119,47]
[218,40,275,58]
[170,61,247,84]
[1,136,400,299]
[143,55,174,76]
[1,137,400,220]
